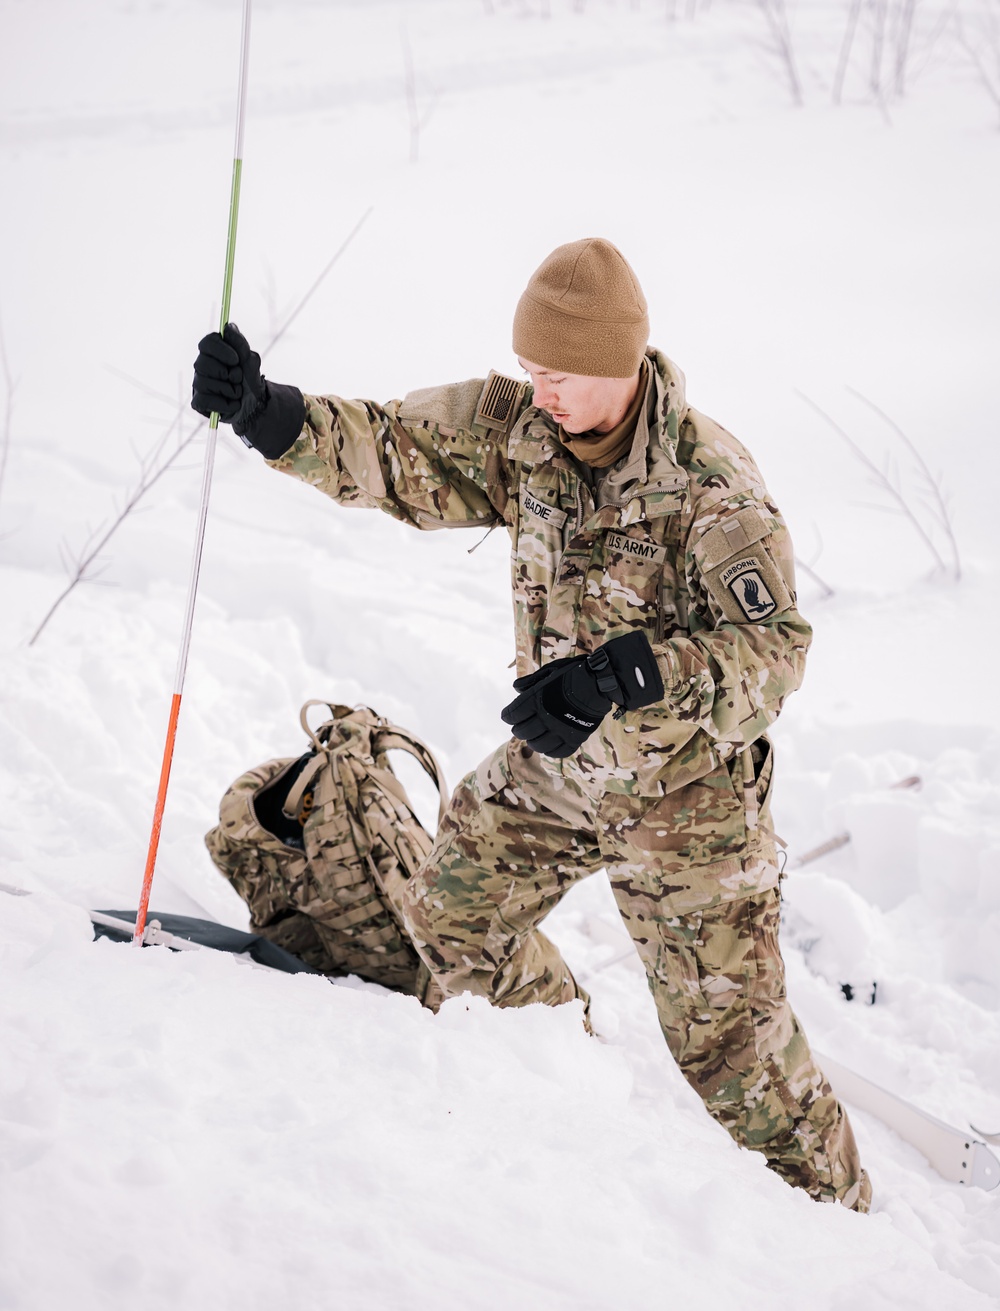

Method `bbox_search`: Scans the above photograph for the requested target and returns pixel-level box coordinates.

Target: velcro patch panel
[694,505,770,571]
[695,506,792,624]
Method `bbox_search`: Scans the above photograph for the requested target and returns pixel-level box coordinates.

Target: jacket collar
[511,349,689,508]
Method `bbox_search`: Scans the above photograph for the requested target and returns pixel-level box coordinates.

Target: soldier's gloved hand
[501,631,664,759]
[192,322,264,429]
[191,322,305,460]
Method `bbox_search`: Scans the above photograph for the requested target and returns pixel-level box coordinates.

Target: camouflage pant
[402,738,871,1212]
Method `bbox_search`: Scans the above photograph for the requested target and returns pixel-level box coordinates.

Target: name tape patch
[523,490,568,529]
[720,556,777,620]
[605,531,667,565]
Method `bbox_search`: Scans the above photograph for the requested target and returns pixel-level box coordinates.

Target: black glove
[191,322,305,460]
[192,322,264,429]
[501,631,664,759]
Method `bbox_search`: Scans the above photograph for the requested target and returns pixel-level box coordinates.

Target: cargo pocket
[633,708,704,798]
[647,757,747,870]
[687,892,787,1085]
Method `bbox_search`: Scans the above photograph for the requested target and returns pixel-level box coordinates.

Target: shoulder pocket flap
[694,505,771,570]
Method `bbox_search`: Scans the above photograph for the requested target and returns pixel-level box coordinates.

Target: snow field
[2,0,999,1307]
[1,887,993,1311]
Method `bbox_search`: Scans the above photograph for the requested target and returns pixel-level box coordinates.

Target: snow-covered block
[782,870,884,1000]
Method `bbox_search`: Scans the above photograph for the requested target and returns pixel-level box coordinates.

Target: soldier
[192,238,871,1211]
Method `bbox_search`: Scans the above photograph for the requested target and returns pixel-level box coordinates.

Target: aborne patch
[721,557,777,620]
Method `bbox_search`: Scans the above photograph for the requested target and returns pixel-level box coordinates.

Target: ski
[818,1050,999,1192]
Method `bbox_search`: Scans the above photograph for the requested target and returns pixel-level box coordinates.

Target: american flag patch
[476,371,523,430]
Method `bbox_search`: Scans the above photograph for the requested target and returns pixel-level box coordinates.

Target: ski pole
[133,0,253,946]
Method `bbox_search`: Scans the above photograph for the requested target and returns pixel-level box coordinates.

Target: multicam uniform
[267,348,870,1211]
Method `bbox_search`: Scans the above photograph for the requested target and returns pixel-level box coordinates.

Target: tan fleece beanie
[512,238,649,379]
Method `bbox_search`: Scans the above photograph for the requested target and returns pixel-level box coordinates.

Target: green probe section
[219,156,243,329]
[209,155,244,434]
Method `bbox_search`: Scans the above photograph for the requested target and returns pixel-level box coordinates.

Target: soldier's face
[518,358,639,435]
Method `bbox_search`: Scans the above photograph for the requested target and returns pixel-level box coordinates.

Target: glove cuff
[236,381,306,460]
[601,631,664,710]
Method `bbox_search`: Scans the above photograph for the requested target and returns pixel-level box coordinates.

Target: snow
[1,0,999,1306]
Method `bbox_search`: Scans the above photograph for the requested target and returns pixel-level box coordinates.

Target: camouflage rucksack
[205,701,448,1005]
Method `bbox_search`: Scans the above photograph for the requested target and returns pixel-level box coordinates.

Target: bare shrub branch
[400,24,421,165]
[27,207,373,647]
[833,0,864,103]
[400,23,441,165]
[870,0,889,95]
[833,0,938,110]
[795,557,837,600]
[757,0,805,105]
[893,0,919,92]
[102,364,180,409]
[953,1,1000,122]
[792,523,837,599]
[797,389,958,579]
[845,385,961,580]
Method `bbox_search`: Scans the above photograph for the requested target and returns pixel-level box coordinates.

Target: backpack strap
[299,700,355,751]
[296,700,450,829]
[280,753,326,824]
[371,724,450,828]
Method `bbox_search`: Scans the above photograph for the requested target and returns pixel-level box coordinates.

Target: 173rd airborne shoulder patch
[694,506,792,625]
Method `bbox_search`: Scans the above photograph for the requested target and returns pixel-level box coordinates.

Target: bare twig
[794,557,836,600]
[102,364,180,409]
[833,0,863,103]
[894,0,919,94]
[871,0,889,95]
[845,385,961,580]
[833,0,927,110]
[260,261,281,342]
[28,409,198,646]
[27,207,374,647]
[268,207,374,353]
[953,4,1000,122]
[756,0,804,106]
[796,390,950,575]
[400,24,421,164]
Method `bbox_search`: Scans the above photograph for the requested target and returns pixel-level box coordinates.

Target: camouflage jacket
[268,349,811,798]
